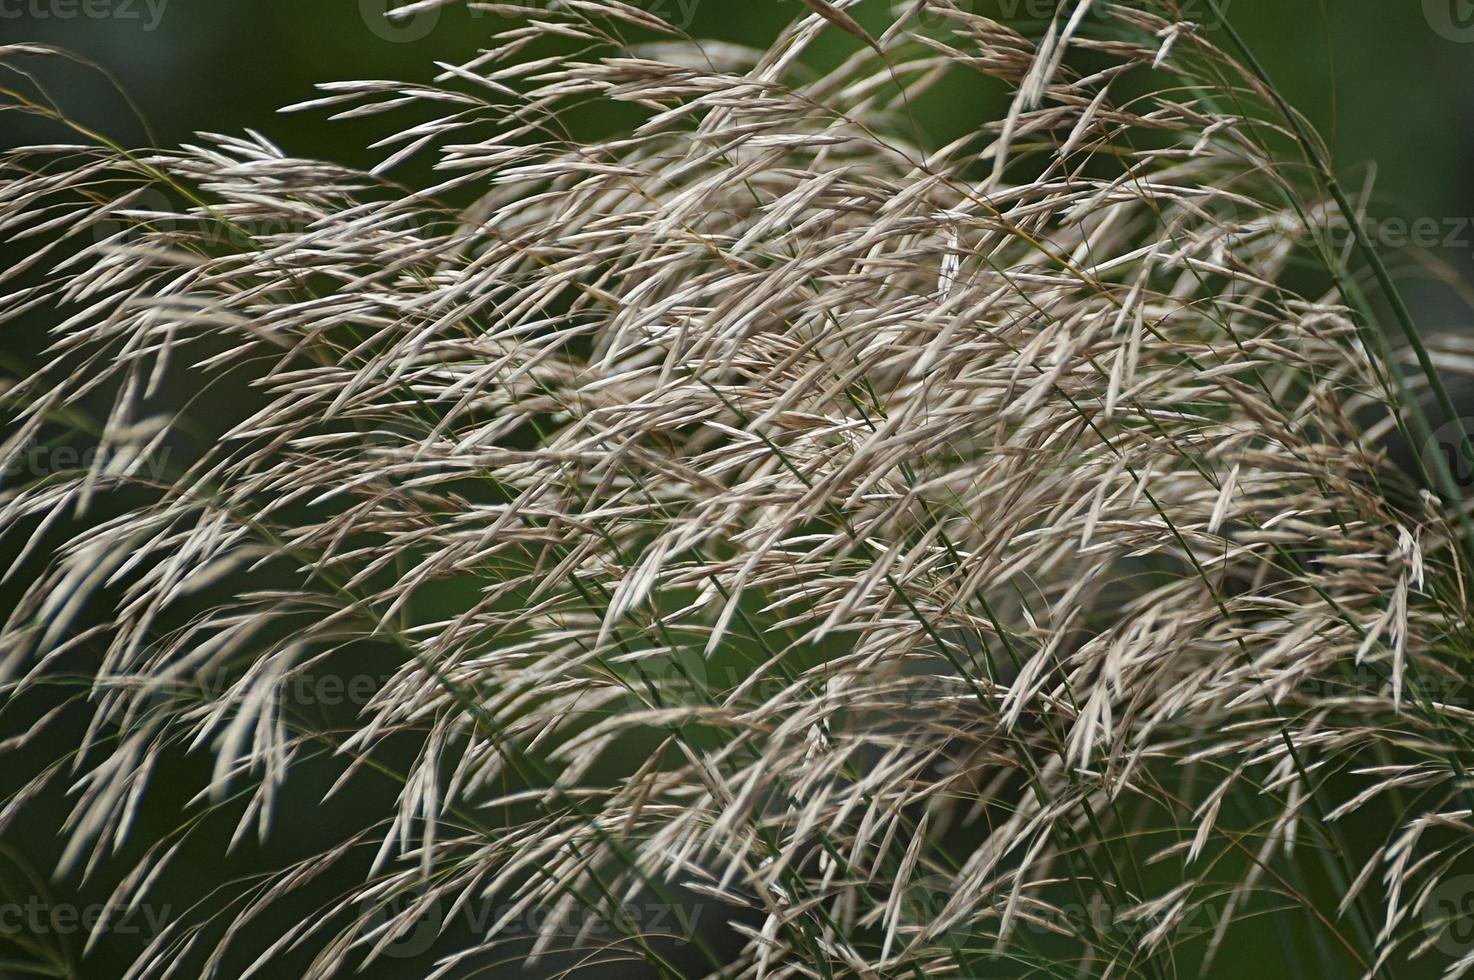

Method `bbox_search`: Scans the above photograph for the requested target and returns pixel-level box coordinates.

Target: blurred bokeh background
[1,1,1472,976]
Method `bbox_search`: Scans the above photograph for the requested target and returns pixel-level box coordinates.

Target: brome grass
[2,2,1473,977]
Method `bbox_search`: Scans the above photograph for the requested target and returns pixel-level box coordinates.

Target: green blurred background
[1,1,1472,977]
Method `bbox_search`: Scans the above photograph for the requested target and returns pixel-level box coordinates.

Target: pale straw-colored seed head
[1,3,1472,977]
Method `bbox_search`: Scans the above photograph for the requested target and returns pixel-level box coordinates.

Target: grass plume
[2,2,1474,976]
